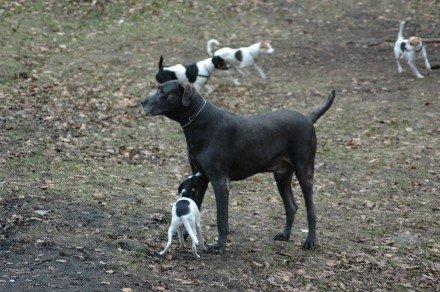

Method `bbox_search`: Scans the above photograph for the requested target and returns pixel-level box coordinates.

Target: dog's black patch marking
[212,56,228,70]
[400,42,406,52]
[235,50,243,62]
[175,200,190,217]
[156,70,177,84]
[184,64,198,83]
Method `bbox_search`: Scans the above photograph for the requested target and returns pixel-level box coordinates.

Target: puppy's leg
[236,66,248,76]
[182,217,200,258]
[190,219,200,258]
[396,59,404,74]
[159,220,178,255]
[273,171,297,241]
[394,51,403,73]
[177,225,185,247]
[225,70,241,86]
[204,84,214,95]
[253,63,267,79]
[407,59,424,78]
[193,83,203,93]
[422,47,431,71]
[196,217,207,251]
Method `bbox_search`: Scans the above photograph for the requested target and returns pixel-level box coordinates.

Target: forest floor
[1,0,439,290]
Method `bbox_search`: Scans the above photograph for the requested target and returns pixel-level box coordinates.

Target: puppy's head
[155,55,178,84]
[178,172,203,199]
[260,41,274,54]
[211,56,229,70]
[409,37,423,49]
[141,80,196,116]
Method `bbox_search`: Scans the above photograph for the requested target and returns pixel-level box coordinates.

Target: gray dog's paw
[273,233,290,241]
[303,237,317,250]
[206,244,225,254]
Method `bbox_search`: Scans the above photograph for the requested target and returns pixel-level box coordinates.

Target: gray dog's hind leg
[273,171,297,241]
[295,161,317,250]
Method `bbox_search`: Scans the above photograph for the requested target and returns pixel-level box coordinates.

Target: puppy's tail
[158,55,164,71]
[182,216,199,245]
[397,21,405,39]
[207,39,220,56]
[308,90,336,123]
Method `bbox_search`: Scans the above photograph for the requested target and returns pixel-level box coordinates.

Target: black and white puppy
[159,172,206,258]
[155,55,228,93]
[394,21,431,78]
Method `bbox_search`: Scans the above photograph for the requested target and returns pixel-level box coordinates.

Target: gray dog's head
[141,80,196,117]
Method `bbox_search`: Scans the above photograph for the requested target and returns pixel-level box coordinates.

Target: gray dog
[141,80,335,253]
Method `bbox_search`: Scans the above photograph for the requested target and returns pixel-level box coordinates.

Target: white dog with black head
[159,173,206,258]
[394,21,431,78]
[155,55,229,94]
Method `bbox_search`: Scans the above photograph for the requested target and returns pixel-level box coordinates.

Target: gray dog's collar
[181,100,207,128]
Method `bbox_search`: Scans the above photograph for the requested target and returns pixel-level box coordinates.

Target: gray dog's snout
[141,89,159,106]
[140,96,148,106]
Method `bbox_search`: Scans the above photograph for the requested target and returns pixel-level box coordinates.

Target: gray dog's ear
[180,83,195,106]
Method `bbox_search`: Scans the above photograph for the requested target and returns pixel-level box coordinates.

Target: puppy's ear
[180,82,195,106]
[212,56,222,67]
[159,55,164,70]
[211,56,218,66]
[212,56,228,70]
[234,50,243,61]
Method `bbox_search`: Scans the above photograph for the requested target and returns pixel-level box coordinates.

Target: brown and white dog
[207,39,274,85]
[394,21,431,78]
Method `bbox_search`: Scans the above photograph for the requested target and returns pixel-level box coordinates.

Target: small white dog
[394,21,431,78]
[207,39,274,85]
[159,173,205,258]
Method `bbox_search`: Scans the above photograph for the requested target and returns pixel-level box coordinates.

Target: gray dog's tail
[308,90,336,123]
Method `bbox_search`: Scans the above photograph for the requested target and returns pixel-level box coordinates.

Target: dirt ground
[1,0,439,291]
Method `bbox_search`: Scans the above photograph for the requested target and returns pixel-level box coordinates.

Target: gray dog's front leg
[194,176,209,209]
[189,156,209,209]
[208,177,230,254]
